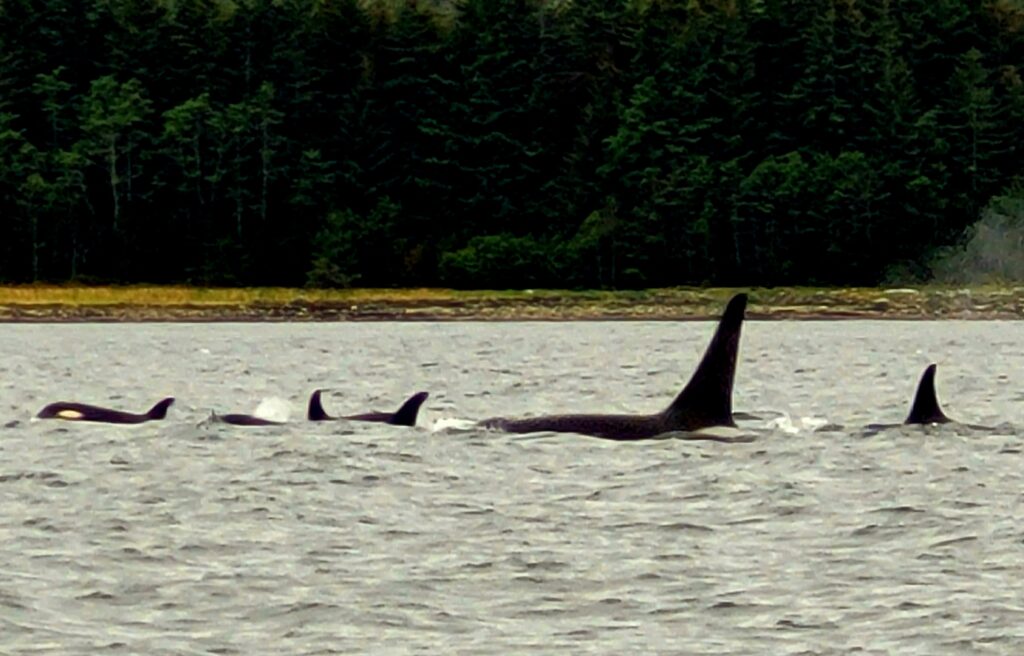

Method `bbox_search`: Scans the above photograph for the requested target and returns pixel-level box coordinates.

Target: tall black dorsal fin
[308,389,331,421]
[389,392,429,426]
[146,398,175,419]
[905,364,951,424]
[661,293,747,430]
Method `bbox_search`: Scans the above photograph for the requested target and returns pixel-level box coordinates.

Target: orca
[307,390,429,427]
[861,363,964,436]
[904,364,952,425]
[479,293,748,440]
[36,398,174,424]
[211,413,285,426]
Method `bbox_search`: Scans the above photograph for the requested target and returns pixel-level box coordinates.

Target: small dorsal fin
[308,389,331,421]
[146,398,175,419]
[661,293,747,430]
[389,391,429,426]
[905,364,951,424]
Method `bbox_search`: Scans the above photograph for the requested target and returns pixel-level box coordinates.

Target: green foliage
[306,197,402,288]
[439,234,555,289]
[0,0,1022,287]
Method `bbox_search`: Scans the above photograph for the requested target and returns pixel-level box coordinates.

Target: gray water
[1,320,1023,654]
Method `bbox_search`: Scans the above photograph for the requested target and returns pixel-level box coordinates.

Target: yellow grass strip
[0,285,1022,320]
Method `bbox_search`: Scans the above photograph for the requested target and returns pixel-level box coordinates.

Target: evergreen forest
[1,0,1023,288]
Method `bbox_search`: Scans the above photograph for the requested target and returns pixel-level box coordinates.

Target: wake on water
[430,417,480,433]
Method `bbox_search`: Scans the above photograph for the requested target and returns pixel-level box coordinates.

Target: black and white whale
[36,398,175,424]
[479,293,748,440]
[904,363,952,425]
[209,397,291,426]
[211,413,284,426]
[307,390,429,426]
[861,363,963,435]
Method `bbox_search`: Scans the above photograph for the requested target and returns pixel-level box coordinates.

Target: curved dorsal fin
[146,398,175,419]
[389,392,429,426]
[661,293,747,431]
[905,364,951,424]
[307,389,331,421]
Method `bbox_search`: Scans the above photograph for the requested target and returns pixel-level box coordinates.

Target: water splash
[768,413,830,434]
[931,192,1024,283]
[252,397,291,423]
[430,417,478,432]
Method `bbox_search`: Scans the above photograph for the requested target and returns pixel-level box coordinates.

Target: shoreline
[0,286,1022,322]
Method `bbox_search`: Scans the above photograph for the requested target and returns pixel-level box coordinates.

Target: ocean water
[0,319,1022,654]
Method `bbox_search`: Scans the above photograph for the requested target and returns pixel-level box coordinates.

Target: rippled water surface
[1,319,1024,654]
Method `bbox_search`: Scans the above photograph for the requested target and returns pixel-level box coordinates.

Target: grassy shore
[0,285,1022,321]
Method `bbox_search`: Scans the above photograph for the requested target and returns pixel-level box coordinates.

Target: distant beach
[0,286,1021,322]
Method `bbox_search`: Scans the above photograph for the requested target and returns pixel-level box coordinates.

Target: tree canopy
[0,0,1022,288]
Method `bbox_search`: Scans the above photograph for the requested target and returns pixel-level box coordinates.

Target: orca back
[307,389,331,421]
[37,398,172,424]
[216,413,284,426]
[480,293,748,439]
[660,293,746,431]
[905,364,951,424]
[312,390,428,426]
[388,391,429,426]
[146,398,175,420]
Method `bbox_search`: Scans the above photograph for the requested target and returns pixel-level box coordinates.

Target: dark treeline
[1,0,1022,288]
